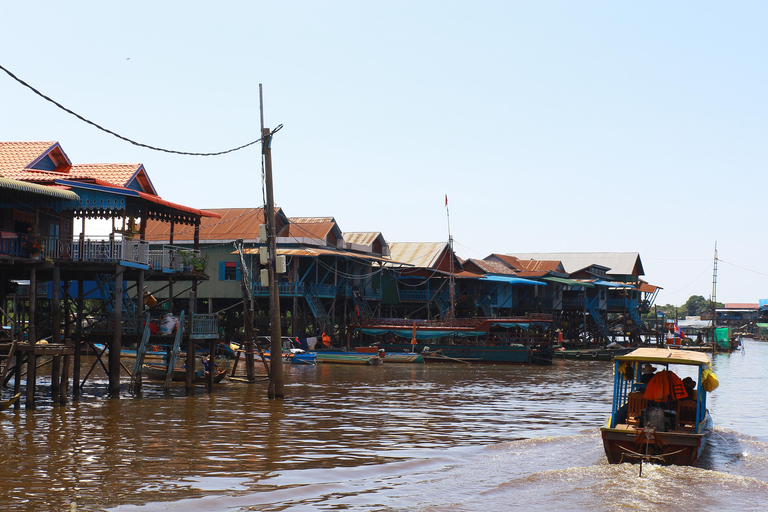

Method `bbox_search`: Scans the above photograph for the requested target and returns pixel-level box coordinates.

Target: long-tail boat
[601,347,718,466]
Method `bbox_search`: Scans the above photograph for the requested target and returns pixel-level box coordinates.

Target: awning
[543,276,594,288]
[358,328,486,339]
[0,177,80,201]
[480,275,545,286]
[592,280,636,288]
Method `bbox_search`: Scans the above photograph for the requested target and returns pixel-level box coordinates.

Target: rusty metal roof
[388,242,455,269]
[343,232,383,247]
[241,246,409,264]
[144,207,280,242]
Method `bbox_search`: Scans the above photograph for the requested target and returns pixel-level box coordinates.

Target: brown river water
[1,339,767,511]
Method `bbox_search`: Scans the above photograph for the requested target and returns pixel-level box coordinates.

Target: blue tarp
[359,328,486,339]
[480,275,545,286]
[592,280,635,288]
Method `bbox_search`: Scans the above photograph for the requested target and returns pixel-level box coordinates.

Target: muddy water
[0,340,765,511]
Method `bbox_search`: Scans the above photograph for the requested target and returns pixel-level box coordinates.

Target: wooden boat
[355,347,424,363]
[554,346,634,361]
[1,393,20,411]
[600,347,717,466]
[354,315,555,364]
[142,364,226,383]
[314,351,382,365]
[93,343,169,362]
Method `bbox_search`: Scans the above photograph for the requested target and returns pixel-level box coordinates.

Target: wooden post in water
[73,279,83,398]
[26,267,37,409]
[109,265,124,397]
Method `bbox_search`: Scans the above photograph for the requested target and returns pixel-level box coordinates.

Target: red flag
[445,194,448,207]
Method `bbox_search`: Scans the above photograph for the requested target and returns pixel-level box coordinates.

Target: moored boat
[600,347,718,466]
[142,364,226,383]
[554,346,634,361]
[315,351,382,365]
[355,347,424,363]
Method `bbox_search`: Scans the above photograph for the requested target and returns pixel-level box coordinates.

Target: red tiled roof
[0,141,60,176]
[69,163,144,188]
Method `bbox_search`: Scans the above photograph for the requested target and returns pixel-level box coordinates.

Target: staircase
[131,311,185,393]
[302,283,332,328]
[0,340,16,387]
[96,274,136,316]
[352,289,374,319]
[628,306,646,330]
[585,299,611,341]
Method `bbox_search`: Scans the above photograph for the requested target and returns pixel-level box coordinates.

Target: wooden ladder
[131,311,185,393]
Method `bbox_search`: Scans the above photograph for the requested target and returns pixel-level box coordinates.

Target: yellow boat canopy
[615,347,711,367]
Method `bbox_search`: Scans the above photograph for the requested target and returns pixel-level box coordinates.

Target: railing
[189,313,219,339]
[162,245,200,272]
[607,298,638,309]
[563,296,586,309]
[399,289,431,301]
[2,234,152,265]
[310,283,338,297]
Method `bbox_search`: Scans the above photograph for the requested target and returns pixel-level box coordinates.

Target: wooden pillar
[26,267,37,409]
[109,265,124,397]
[52,263,61,345]
[206,338,215,393]
[51,354,61,404]
[185,336,195,395]
[73,279,83,398]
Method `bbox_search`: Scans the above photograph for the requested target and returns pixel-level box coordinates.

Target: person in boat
[639,364,656,384]
[682,376,697,401]
[202,355,218,376]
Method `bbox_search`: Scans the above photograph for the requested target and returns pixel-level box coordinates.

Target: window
[219,261,241,281]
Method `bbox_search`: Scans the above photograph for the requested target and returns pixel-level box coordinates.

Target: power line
[0,63,269,157]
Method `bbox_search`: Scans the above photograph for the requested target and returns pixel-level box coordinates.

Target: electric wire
[0,63,272,157]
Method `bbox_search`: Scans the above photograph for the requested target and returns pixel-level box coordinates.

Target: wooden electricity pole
[263,126,284,399]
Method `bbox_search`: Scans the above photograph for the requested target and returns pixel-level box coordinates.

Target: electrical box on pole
[260,268,269,287]
[259,246,268,265]
[276,255,287,274]
[259,224,267,242]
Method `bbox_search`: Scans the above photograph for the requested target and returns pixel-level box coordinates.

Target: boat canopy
[615,347,710,366]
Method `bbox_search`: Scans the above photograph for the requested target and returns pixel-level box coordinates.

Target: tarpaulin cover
[359,328,486,339]
[480,275,545,286]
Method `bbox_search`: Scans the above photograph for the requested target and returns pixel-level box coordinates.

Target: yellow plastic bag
[701,367,719,392]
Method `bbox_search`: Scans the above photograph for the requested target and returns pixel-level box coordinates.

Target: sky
[1,2,767,305]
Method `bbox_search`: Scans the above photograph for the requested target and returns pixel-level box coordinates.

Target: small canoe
[142,364,226,383]
[315,352,382,365]
[355,347,424,363]
[1,393,20,411]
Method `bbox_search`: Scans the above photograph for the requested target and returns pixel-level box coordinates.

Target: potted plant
[21,226,45,258]
[178,249,194,272]
[192,253,209,274]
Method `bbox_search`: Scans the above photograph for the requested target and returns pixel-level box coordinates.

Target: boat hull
[315,352,382,365]
[554,347,633,361]
[143,364,225,383]
[600,413,713,466]
[374,343,530,364]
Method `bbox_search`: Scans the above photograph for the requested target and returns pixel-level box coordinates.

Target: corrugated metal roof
[144,207,270,242]
[388,242,450,268]
[241,246,406,264]
[464,258,516,275]
[0,177,79,201]
[343,232,383,247]
[507,252,644,276]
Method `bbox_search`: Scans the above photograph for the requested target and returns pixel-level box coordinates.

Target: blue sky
[2,2,767,305]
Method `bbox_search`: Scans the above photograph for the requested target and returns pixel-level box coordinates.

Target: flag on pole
[445,194,448,207]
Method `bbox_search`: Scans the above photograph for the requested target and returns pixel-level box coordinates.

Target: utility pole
[263,126,284,399]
